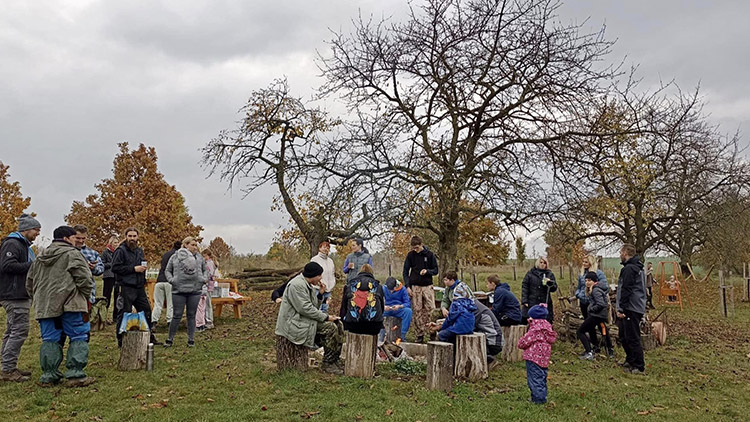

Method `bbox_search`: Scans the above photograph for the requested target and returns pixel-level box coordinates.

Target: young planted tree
[515,237,527,266]
[207,236,233,261]
[0,162,32,235]
[319,0,619,272]
[202,79,383,258]
[66,143,202,262]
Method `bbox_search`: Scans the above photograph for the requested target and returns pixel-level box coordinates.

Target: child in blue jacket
[380,277,412,341]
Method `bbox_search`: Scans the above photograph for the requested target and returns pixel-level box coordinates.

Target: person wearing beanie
[576,271,615,360]
[518,303,557,404]
[310,241,336,312]
[0,212,41,382]
[26,225,96,387]
[379,277,412,342]
[275,262,345,374]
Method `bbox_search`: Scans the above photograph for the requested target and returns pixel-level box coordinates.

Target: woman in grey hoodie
[164,237,208,347]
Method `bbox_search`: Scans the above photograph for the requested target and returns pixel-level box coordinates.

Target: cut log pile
[231,267,302,291]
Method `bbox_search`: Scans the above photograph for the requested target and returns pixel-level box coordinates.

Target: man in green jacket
[26,226,95,387]
[275,262,344,374]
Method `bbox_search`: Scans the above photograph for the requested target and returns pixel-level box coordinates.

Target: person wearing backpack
[616,244,647,374]
[339,264,384,335]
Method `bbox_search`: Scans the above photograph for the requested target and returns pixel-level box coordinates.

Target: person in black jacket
[0,213,40,382]
[402,236,439,343]
[100,236,119,317]
[577,272,614,360]
[616,244,647,374]
[339,264,384,335]
[151,241,181,329]
[112,228,159,346]
[521,257,557,323]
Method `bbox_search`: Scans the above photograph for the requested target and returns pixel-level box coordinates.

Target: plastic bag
[118,311,150,334]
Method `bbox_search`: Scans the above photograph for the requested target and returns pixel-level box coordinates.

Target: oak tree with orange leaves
[66,143,202,262]
[207,236,233,262]
[0,162,32,236]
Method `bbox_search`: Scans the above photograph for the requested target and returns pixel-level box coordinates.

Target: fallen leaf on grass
[385,409,394,416]
[132,394,144,400]
[301,411,320,419]
[637,410,650,415]
[207,398,215,403]
[261,406,267,411]
[149,400,168,409]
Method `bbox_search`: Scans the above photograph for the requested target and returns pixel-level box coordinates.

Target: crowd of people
[0,213,649,403]
[273,235,650,404]
[0,214,221,386]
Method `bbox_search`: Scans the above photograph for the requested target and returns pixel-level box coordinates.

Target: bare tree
[201,79,381,257]
[318,0,619,272]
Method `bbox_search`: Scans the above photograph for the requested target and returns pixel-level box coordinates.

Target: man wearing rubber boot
[26,226,95,387]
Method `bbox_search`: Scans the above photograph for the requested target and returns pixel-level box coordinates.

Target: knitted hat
[528,304,549,320]
[53,225,76,240]
[302,262,324,278]
[585,271,598,282]
[354,237,364,247]
[453,282,471,300]
[18,213,41,232]
[385,277,397,291]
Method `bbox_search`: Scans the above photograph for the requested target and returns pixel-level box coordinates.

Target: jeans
[151,282,173,324]
[168,292,201,343]
[619,310,644,371]
[39,312,90,343]
[526,360,548,404]
[1,299,31,372]
[438,329,456,343]
[319,291,332,313]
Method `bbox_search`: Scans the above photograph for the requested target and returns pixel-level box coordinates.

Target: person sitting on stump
[339,264,384,336]
[380,277,412,342]
[428,281,476,344]
[473,299,504,370]
[26,226,95,387]
[275,262,344,374]
[440,270,474,318]
[486,275,522,326]
[577,271,614,360]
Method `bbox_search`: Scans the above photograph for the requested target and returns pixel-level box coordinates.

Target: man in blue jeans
[26,226,95,387]
[380,277,412,341]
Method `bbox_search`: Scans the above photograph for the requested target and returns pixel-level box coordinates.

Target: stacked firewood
[230,267,302,291]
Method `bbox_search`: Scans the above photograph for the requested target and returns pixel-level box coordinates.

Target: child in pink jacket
[517,304,557,404]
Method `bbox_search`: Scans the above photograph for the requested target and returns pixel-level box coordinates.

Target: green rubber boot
[39,341,64,385]
[64,340,89,380]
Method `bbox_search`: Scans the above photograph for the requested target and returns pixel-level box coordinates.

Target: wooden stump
[454,333,488,381]
[276,335,308,371]
[501,325,528,362]
[344,332,377,378]
[118,331,150,371]
[426,341,453,391]
[383,316,403,343]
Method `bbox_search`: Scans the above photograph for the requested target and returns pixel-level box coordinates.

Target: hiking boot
[164,340,173,348]
[187,341,195,347]
[628,368,646,375]
[607,349,615,359]
[65,376,96,388]
[1,369,30,382]
[16,368,32,377]
[592,347,601,355]
[416,335,425,344]
[429,332,437,341]
[196,326,206,333]
[579,351,595,361]
[321,362,343,375]
[619,361,631,369]
[488,356,501,371]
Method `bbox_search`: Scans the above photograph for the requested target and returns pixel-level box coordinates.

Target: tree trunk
[383,316,402,343]
[426,341,453,391]
[437,214,461,277]
[276,335,309,371]
[118,331,150,371]
[501,325,528,362]
[344,332,377,378]
[454,333,488,381]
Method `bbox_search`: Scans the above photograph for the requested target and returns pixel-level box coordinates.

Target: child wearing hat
[517,304,557,404]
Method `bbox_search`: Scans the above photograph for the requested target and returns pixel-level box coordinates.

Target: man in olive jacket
[275,262,344,374]
[26,226,95,387]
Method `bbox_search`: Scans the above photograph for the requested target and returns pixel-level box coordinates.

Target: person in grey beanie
[0,213,41,382]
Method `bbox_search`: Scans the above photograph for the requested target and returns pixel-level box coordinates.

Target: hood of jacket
[498,282,511,291]
[452,297,477,313]
[621,255,643,269]
[36,241,75,266]
[592,282,609,295]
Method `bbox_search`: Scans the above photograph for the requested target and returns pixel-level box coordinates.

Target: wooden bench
[212,278,252,319]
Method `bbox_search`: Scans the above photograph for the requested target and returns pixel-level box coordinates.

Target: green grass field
[1,270,748,421]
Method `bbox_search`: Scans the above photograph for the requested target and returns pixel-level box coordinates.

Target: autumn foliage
[0,162,32,236]
[65,143,202,262]
[206,236,233,262]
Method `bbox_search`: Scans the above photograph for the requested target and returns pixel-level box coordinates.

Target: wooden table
[147,278,252,319]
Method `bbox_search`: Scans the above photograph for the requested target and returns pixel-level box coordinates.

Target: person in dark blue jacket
[486,275,522,326]
[379,277,412,341]
[428,282,476,344]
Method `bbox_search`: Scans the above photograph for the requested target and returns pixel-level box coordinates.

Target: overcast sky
[1,0,747,255]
